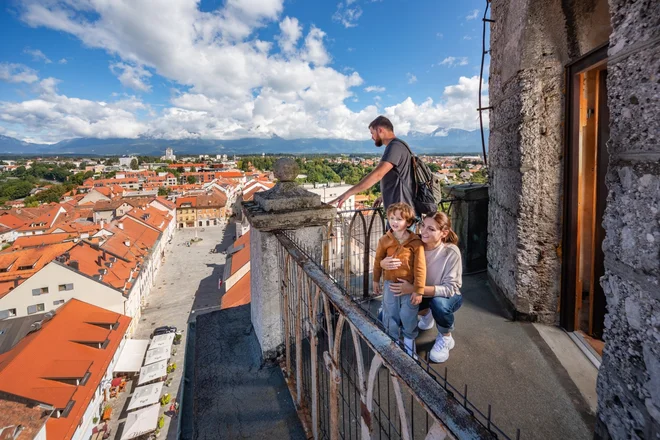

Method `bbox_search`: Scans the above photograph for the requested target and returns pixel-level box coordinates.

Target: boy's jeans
[382,281,419,340]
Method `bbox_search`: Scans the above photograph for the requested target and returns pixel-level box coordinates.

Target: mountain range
[0,128,488,157]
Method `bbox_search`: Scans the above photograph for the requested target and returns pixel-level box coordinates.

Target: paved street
[113,224,233,440]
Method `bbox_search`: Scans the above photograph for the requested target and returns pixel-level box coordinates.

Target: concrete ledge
[242,201,336,232]
[193,305,306,440]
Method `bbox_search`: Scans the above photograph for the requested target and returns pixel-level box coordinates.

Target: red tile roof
[8,232,77,251]
[0,299,130,440]
[229,232,250,277]
[221,272,250,309]
[0,397,51,440]
[64,242,136,291]
[0,242,77,299]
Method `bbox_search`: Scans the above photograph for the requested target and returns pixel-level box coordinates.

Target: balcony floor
[408,272,596,439]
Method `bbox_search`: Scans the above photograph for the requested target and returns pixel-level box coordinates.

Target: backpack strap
[392,137,420,192]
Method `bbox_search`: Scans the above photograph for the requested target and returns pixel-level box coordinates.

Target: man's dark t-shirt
[380,138,415,214]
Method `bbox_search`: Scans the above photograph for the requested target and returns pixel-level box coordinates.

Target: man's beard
[374,137,383,147]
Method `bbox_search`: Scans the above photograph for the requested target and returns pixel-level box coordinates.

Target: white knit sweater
[424,243,462,297]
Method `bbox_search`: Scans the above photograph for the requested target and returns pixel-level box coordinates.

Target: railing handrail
[276,232,495,439]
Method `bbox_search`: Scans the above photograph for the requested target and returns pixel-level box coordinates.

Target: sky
[0,0,489,144]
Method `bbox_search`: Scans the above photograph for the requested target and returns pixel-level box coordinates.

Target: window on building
[7,308,16,317]
[27,303,45,315]
[58,283,74,291]
[53,300,65,306]
[32,287,49,295]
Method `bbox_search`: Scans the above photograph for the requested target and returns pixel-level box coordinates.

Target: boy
[373,202,426,356]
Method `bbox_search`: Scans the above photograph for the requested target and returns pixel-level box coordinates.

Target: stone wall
[488,0,611,322]
[596,0,660,437]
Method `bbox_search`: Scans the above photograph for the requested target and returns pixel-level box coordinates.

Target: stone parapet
[242,158,337,358]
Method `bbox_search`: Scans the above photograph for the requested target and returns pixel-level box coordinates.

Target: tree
[130,158,139,170]
[158,186,170,196]
[189,166,196,172]
[187,175,197,184]
[471,169,488,184]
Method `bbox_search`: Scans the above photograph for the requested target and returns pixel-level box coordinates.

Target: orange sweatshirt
[373,230,426,294]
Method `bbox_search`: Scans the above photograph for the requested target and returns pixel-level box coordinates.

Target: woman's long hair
[429,211,459,245]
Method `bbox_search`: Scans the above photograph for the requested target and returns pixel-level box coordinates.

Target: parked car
[151,326,177,338]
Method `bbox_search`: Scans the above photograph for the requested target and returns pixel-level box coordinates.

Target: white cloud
[58,58,68,64]
[466,9,479,20]
[463,35,473,40]
[383,76,488,134]
[277,16,302,54]
[24,48,52,63]
[110,63,152,92]
[364,86,385,93]
[439,57,469,67]
[3,1,488,143]
[333,1,363,28]
[0,63,39,84]
[406,73,417,84]
[0,76,147,142]
[436,32,444,39]
[301,27,331,66]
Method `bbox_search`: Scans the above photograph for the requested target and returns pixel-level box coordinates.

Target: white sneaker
[418,312,435,331]
[403,337,418,360]
[429,334,452,363]
[444,334,455,351]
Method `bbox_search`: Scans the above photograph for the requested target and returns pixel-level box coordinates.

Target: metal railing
[324,202,457,300]
[277,202,520,440]
[277,232,494,439]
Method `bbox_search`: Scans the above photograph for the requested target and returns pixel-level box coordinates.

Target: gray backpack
[397,138,442,215]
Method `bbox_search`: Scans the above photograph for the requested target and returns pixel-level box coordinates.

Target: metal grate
[276,230,516,440]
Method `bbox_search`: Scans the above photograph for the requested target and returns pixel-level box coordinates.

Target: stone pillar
[243,159,336,359]
[595,1,660,437]
[443,184,489,274]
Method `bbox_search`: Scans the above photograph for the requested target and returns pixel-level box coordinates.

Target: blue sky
[0,0,489,143]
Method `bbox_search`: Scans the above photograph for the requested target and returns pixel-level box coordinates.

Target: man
[329,116,415,213]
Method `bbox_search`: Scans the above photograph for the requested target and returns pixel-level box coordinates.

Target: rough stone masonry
[488,0,659,437]
[596,0,660,437]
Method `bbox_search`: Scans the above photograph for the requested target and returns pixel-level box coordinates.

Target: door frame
[560,43,609,332]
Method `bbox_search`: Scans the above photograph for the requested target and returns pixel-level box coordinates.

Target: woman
[381,212,463,363]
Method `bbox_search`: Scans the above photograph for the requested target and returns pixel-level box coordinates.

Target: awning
[114,340,150,373]
[138,360,168,386]
[120,404,160,440]
[149,333,175,350]
[144,346,171,366]
[127,382,164,411]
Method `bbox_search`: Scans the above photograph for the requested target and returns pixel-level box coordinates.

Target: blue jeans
[419,294,463,334]
[382,281,419,340]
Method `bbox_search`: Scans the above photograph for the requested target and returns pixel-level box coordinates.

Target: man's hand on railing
[373,196,383,208]
[328,191,351,208]
[372,281,381,295]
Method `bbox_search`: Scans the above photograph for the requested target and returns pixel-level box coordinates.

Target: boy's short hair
[386,202,416,226]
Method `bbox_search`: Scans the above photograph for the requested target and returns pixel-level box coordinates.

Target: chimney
[97,255,102,266]
[100,220,104,229]
[102,250,107,261]
[124,239,131,247]
[69,261,79,271]
[118,222,124,230]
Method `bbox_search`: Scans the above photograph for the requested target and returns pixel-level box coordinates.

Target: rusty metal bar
[295,268,304,405]
[310,285,321,439]
[282,254,292,378]
[276,232,495,439]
